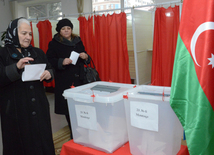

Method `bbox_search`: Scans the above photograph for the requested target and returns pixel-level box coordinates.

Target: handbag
[83,58,101,84]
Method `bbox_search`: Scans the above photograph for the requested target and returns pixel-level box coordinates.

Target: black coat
[0,46,55,155]
[46,34,90,115]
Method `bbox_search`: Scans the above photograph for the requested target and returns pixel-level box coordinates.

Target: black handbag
[83,58,101,84]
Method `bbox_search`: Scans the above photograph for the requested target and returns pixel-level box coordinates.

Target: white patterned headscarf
[4,17,23,48]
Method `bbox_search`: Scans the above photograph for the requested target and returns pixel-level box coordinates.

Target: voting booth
[124,85,183,155]
[63,81,135,153]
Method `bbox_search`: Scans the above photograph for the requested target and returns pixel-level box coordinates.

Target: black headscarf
[4,17,23,48]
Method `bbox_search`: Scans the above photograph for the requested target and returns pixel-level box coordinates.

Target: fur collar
[53,33,81,46]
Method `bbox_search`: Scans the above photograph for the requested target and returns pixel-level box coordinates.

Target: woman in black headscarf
[0,17,55,155]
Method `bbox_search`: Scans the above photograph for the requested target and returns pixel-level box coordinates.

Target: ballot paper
[130,101,158,132]
[69,51,80,65]
[22,64,46,82]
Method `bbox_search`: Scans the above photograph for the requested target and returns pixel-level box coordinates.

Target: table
[60,140,189,155]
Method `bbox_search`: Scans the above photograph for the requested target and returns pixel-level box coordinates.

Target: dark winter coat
[46,34,90,115]
[0,46,55,155]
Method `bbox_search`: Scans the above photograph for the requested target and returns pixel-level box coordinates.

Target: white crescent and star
[208,53,214,68]
[190,22,214,68]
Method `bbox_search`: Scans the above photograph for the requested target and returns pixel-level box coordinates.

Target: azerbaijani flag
[170,0,214,154]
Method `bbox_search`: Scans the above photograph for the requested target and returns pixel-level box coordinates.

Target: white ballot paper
[22,64,46,82]
[69,51,80,65]
[130,101,158,132]
[75,105,97,131]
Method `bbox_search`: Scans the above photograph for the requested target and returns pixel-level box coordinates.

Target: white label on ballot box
[130,101,158,132]
[75,105,97,131]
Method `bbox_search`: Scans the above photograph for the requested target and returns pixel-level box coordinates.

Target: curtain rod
[28,0,181,21]
[85,0,181,14]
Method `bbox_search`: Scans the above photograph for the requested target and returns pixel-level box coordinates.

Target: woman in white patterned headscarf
[0,17,55,155]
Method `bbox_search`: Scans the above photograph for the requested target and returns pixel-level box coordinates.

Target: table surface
[60,140,189,155]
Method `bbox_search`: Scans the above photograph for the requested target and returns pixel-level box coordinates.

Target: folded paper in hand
[22,64,46,82]
[69,51,80,65]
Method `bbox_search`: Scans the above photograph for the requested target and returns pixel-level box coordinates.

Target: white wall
[0,0,13,46]
[133,10,153,85]
[61,0,92,16]
[10,1,26,19]
[61,0,78,15]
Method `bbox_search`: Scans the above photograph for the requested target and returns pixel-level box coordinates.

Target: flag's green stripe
[170,33,214,155]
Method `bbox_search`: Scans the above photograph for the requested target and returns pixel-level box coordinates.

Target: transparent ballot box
[124,85,183,155]
[63,81,135,153]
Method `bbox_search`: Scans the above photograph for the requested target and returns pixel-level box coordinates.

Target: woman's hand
[63,58,72,66]
[79,52,88,60]
[40,70,51,81]
[16,57,34,69]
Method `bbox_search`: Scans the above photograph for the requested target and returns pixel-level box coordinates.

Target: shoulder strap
[84,57,96,69]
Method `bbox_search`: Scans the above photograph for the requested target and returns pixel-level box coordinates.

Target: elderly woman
[46,18,90,139]
[0,18,55,155]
